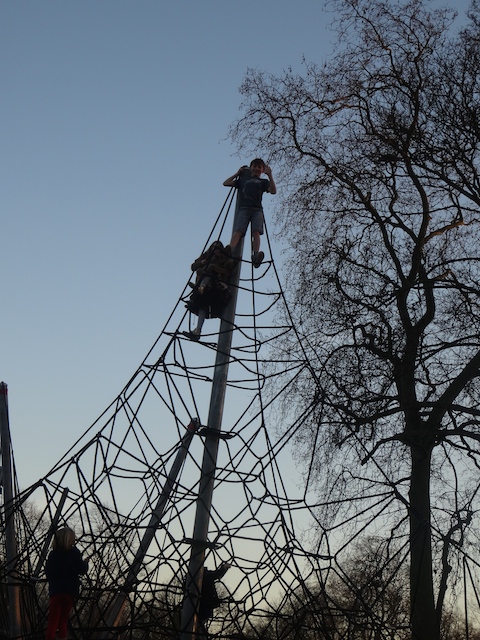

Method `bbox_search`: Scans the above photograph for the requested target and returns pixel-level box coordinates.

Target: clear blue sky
[1,1,468,488]
[1,1,336,487]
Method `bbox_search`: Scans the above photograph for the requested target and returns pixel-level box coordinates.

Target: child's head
[208,240,224,254]
[250,158,265,171]
[53,526,76,551]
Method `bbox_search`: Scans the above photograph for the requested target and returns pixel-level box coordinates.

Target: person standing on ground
[45,526,88,640]
[223,159,276,268]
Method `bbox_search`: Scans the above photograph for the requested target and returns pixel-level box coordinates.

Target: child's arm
[264,165,277,194]
[223,166,247,187]
[191,253,207,271]
[209,562,231,580]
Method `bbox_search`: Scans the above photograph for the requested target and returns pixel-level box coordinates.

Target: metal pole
[0,382,22,639]
[180,188,246,640]
[104,420,199,632]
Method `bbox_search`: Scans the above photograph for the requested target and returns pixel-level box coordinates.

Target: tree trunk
[409,444,438,640]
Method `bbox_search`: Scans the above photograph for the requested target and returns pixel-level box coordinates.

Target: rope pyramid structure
[0,189,332,640]
[1,187,480,640]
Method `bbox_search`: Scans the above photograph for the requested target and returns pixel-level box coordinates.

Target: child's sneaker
[182,328,201,341]
[252,251,264,268]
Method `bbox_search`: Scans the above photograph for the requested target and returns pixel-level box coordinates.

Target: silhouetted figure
[223,159,276,268]
[45,527,88,640]
[197,563,231,639]
[185,242,235,340]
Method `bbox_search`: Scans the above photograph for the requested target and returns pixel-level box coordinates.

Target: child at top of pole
[223,158,276,268]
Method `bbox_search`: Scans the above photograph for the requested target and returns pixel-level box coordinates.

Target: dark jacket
[198,566,229,621]
[46,547,88,597]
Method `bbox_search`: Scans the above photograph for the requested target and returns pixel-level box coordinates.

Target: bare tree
[229,1,480,639]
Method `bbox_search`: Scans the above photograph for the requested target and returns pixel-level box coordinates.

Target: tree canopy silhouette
[229,1,480,638]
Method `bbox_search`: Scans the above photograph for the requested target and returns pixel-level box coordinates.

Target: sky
[1,0,471,490]
[1,1,338,489]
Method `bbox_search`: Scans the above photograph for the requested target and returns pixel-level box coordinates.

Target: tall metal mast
[180,188,246,640]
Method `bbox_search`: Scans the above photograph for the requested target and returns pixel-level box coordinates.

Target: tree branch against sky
[230,1,480,638]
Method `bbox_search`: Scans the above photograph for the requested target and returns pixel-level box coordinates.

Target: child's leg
[229,230,243,249]
[185,308,207,341]
[230,208,250,250]
[198,276,210,294]
[251,231,264,267]
[57,595,74,640]
[195,308,207,333]
[46,596,63,640]
[252,230,261,254]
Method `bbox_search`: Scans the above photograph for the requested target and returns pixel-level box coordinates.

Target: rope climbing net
[1,191,480,640]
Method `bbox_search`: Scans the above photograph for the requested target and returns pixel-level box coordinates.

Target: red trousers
[46,594,74,640]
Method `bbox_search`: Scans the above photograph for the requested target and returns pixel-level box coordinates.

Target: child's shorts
[234,207,264,235]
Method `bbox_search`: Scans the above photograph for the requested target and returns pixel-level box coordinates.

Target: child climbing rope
[45,527,88,640]
[185,241,236,341]
[197,562,231,639]
[223,159,276,268]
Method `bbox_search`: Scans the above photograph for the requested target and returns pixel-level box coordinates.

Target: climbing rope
[1,189,477,640]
